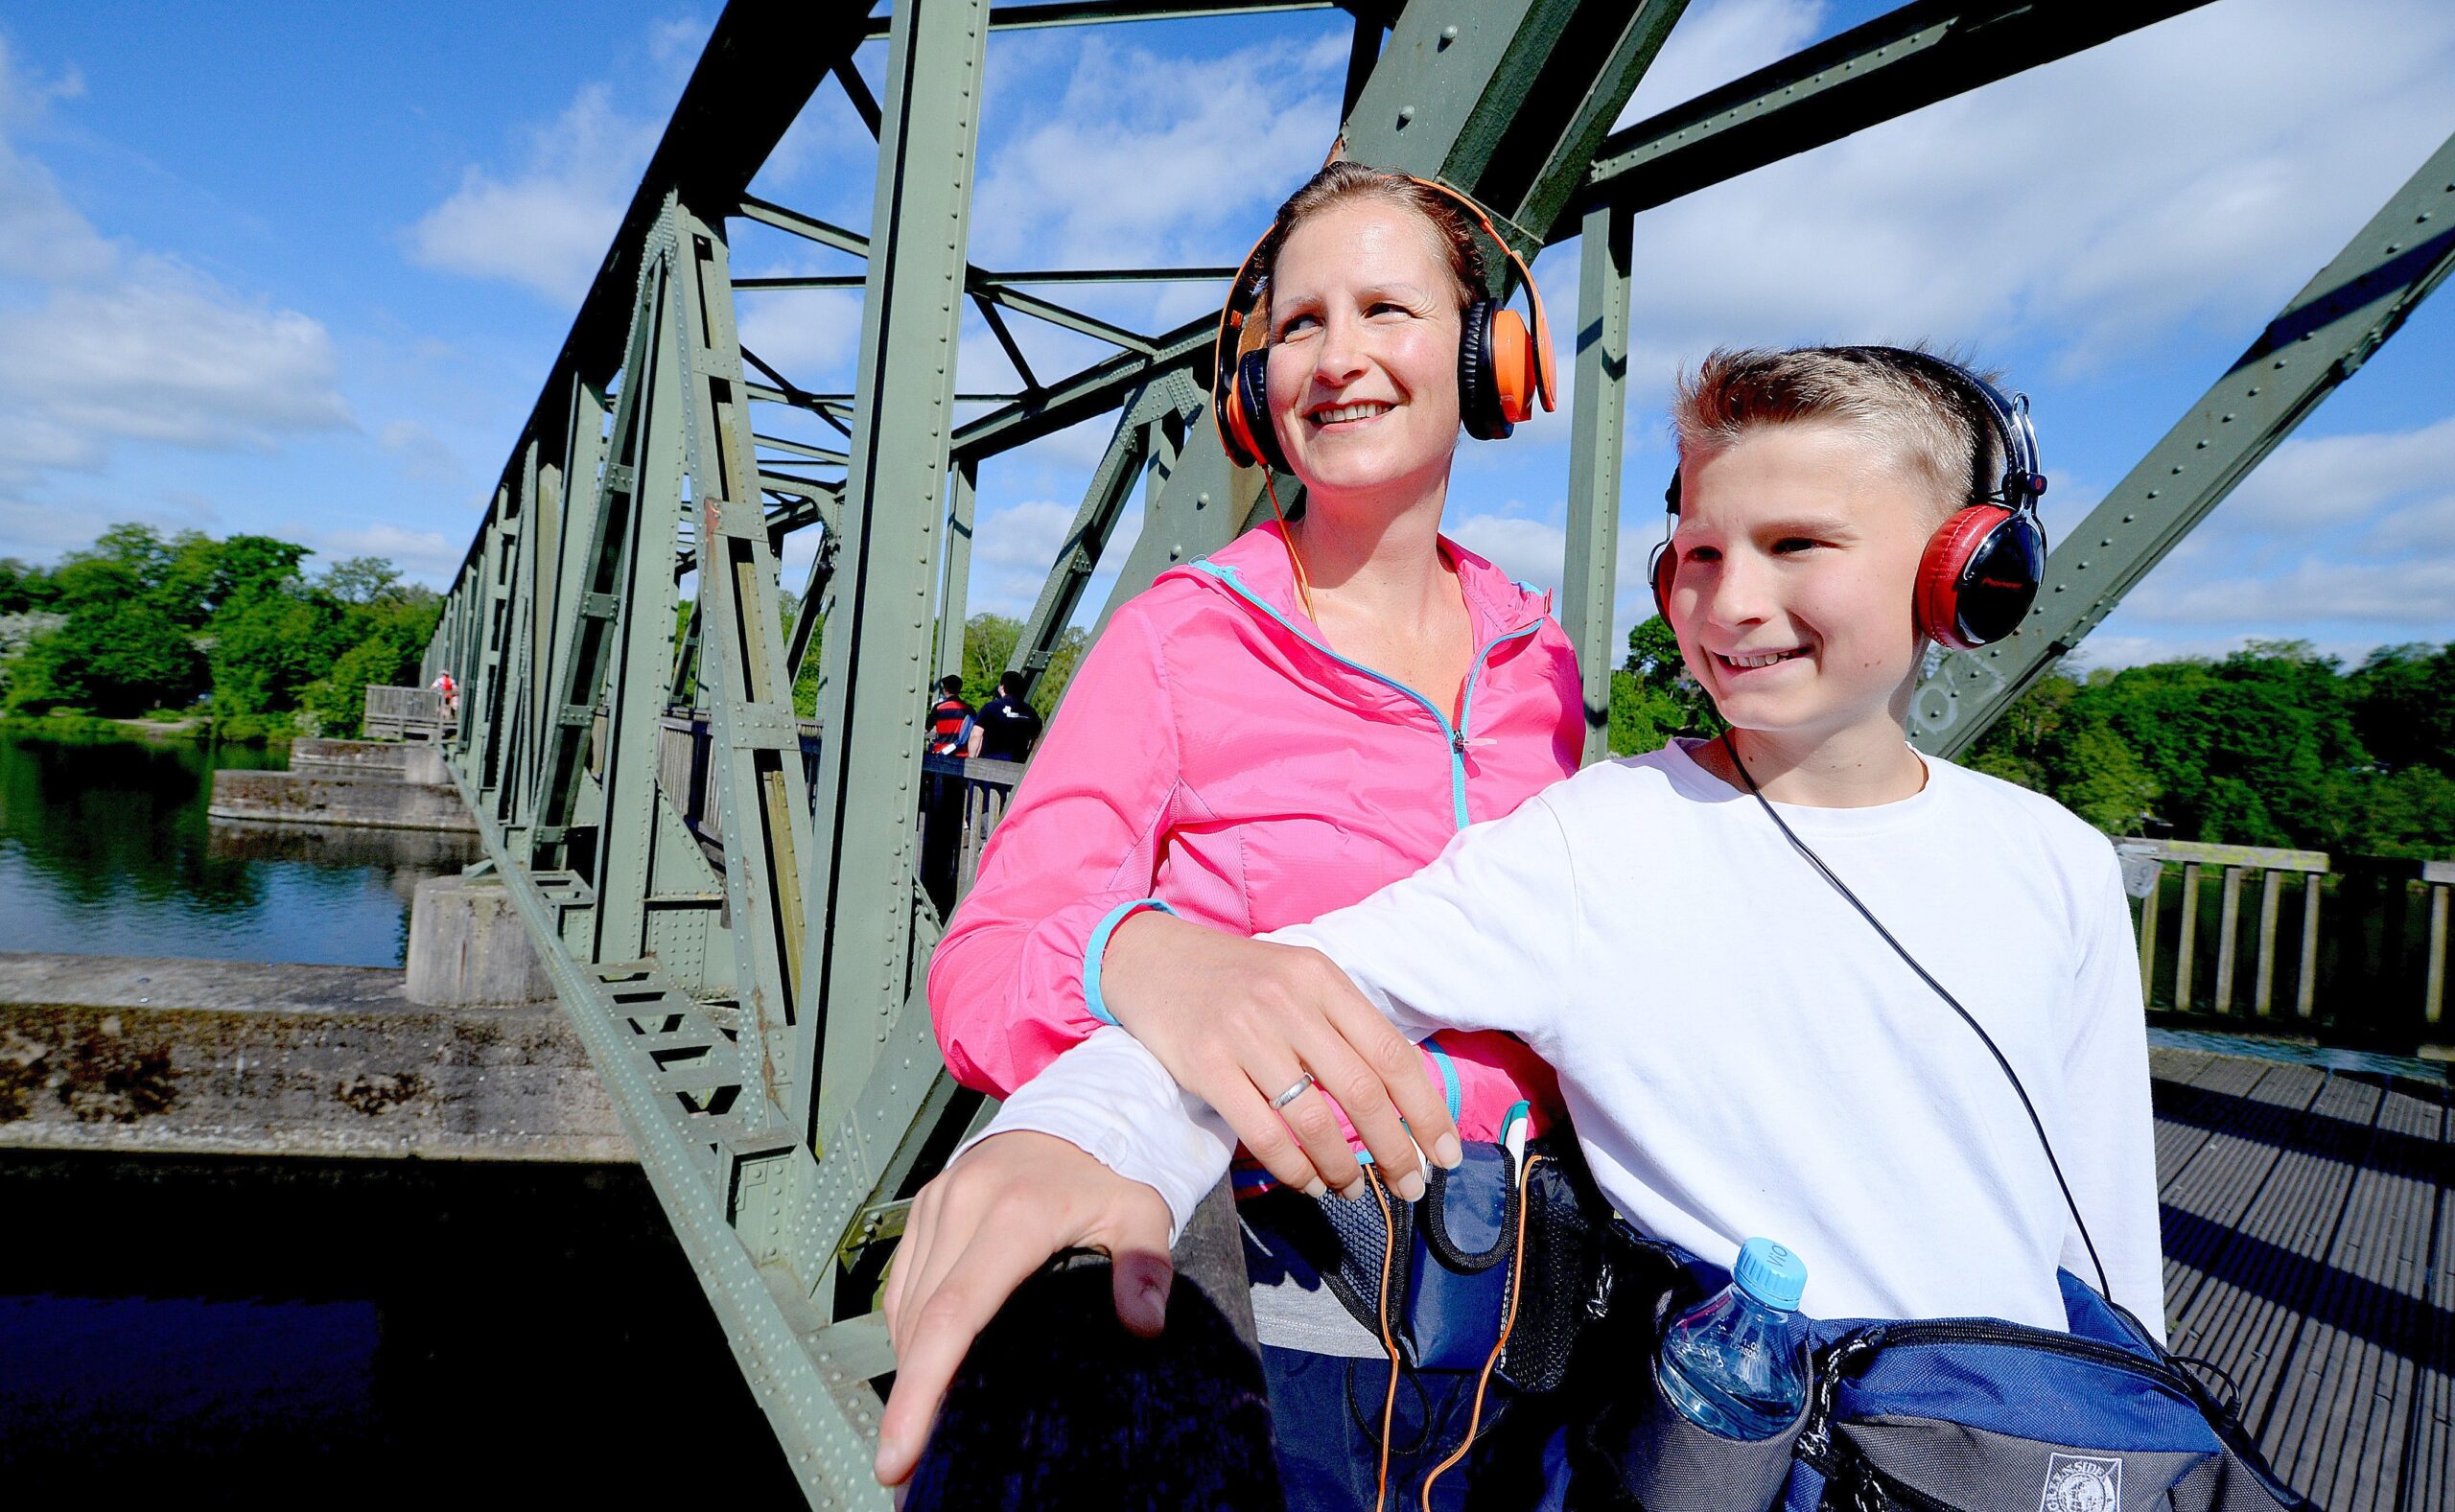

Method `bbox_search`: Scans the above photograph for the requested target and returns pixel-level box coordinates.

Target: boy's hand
[1099,911,1462,1199]
[877,1131,1174,1486]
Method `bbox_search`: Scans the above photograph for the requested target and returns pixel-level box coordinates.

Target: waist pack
[1585,1231,2315,1512]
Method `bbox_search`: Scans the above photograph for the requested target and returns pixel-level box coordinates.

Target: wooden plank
[2134,839,2332,872]
[2404,1090,2453,1512]
[2170,1071,2377,1430]
[2255,1078,2443,1511]
[2158,1059,2324,1332]
[2170,1065,2356,1404]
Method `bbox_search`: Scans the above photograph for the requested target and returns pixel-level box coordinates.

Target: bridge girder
[418,2,2452,1502]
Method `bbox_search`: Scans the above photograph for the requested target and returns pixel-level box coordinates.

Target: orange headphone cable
[1367,1163,1402,1511]
[1417,1151,1545,1511]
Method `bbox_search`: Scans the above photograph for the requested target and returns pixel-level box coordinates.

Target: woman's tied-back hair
[1252,160,1488,314]
[1672,346,2002,523]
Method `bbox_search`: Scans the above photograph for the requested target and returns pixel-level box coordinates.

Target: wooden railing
[2116,838,2449,1045]
[362,685,455,742]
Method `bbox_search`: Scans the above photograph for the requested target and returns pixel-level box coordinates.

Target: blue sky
[0,1,2450,670]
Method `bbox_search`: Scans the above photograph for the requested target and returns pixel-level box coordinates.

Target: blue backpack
[1586,1233,2315,1512]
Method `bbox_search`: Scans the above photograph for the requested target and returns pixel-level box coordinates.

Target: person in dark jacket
[965,671,1044,762]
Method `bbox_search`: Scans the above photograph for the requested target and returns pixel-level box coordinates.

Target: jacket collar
[1173,519,1552,646]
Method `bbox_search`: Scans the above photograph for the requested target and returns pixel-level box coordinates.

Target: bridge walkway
[2150,1046,2451,1509]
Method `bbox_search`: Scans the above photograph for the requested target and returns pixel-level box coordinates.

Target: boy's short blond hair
[1672,347,1999,525]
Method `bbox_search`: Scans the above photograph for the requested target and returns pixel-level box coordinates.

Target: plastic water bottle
[1653,1237,1811,1440]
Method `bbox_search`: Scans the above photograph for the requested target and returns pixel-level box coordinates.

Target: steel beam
[797,0,991,1265]
[673,202,820,1131]
[1578,0,2214,223]
[936,459,977,686]
[1914,129,2455,755]
[1561,198,1631,764]
[862,0,1335,37]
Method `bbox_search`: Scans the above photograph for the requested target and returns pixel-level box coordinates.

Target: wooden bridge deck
[2151,1045,2451,1511]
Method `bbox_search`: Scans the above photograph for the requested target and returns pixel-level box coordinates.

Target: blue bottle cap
[1733,1237,1807,1313]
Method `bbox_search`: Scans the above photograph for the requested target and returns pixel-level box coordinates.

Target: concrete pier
[208,767,476,832]
[292,735,447,786]
[407,874,555,1006]
[0,952,628,1163]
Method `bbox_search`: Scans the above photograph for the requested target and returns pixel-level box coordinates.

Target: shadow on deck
[2151,1045,2451,1511]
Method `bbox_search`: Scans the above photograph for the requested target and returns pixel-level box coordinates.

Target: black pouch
[1309,1135,1608,1395]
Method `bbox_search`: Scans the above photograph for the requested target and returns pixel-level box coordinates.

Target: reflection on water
[0,731,478,966]
[0,1152,801,1500]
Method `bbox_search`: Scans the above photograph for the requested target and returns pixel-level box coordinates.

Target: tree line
[0,523,441,741]
[1608,616,2455,859]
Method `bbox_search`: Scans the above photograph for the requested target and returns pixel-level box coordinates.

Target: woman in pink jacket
[882,162,1587,1507]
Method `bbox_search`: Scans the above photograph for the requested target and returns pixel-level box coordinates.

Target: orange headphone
[1212,174,1557,475]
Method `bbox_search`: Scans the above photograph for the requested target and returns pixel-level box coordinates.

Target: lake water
[0,730,802,1500]
[0,727,475,965]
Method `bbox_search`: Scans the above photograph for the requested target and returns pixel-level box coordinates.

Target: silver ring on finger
[1271,1073,1315,1111]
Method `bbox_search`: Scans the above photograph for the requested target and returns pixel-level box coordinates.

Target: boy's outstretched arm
[1110,791,1585,1188]
[2062,850,2167,1342]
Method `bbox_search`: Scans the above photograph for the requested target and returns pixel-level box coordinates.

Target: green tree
[321,555,404,605]
[8,600,205,715]
[0,558,54,614]
[1606,614,1721,755]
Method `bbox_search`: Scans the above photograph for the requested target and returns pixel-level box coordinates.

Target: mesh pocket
[1499,1144,1606,1393]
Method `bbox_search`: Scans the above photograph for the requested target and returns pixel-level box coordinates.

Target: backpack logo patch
[2040,1454,2121,1512]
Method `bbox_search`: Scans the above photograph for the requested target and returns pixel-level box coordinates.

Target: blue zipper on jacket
[1194,560,1543,830]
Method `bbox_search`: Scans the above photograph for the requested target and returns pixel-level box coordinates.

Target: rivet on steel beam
[1440,25,1458,45]
[1397,106,1415,128]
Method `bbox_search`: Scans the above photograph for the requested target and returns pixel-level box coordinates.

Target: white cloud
[967,32,1344,322]
[314,522,466,582]
[377,419,465,485]
[407,83,661,303]
[0,36,351,556]
[1604,0,2455,380]
[2092,415,2455,642]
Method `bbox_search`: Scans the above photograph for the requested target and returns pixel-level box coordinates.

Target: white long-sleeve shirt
[972,739,2165,1338]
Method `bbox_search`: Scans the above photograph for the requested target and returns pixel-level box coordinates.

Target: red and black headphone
[1649,347,2049,652]
[1212,174,1556,475]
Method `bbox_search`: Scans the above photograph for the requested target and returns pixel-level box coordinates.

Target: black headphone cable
[1718,732,2115,1305]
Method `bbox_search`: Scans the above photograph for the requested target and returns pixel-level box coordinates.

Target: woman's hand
[1099,910,1462,1199]
[877,1131,1175,1487]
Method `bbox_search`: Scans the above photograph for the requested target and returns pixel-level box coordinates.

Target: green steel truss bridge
[417,3,2455,1503]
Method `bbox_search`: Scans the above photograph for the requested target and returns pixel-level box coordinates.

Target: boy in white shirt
[877,346,2164,1483]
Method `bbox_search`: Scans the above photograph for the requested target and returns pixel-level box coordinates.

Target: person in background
[964,670,1044,762]
[925,673,974,756]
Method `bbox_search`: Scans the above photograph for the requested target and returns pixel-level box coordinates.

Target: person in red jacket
[881,161,1583,1508]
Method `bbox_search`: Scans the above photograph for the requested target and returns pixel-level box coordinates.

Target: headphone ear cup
[1649,539,1675,622]
[1231,347,1289,474]
[1487,307,1534,426]
[1458,298,1506,441]
[1915,505,2043,650]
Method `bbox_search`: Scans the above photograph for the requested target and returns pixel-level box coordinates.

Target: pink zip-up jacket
[928,521,1584,1151]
